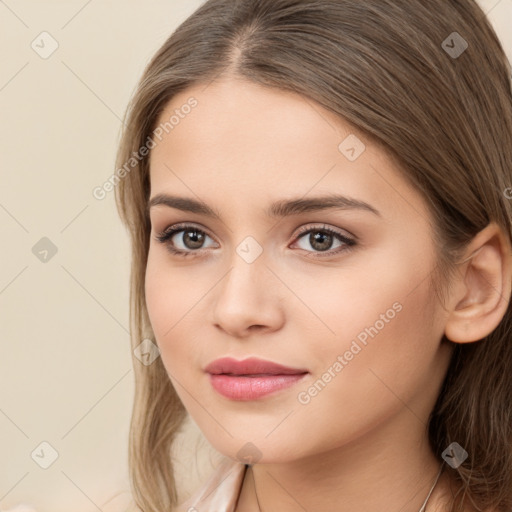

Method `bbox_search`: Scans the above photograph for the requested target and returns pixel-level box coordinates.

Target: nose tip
[212,255,284,338]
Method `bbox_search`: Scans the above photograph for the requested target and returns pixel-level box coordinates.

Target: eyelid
[155,221,217,242]
[293,223,356,242]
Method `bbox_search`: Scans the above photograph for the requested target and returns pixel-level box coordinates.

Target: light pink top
[176,458,249,512]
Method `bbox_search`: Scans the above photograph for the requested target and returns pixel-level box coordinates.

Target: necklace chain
[250,462,445,512]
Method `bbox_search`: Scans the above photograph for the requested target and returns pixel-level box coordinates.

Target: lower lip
[208,373,308,400]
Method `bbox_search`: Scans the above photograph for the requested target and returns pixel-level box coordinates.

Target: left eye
[292,226,355,254]
[154,223,356,258]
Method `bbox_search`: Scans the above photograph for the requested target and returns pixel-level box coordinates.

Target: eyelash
[154,223,357,259]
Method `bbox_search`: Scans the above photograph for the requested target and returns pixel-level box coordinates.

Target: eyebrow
[147,193,381,219]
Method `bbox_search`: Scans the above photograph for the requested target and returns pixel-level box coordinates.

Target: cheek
[294,256,441,410]
[272,255,423,363]
[144,251,200,354]
[301,276,440,417]
[336,266,440,387]
[144,248,228,386]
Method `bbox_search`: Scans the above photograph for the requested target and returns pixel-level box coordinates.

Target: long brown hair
[114,1,512,510]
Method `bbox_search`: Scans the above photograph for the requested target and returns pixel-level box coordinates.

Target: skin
[145,76,510,512]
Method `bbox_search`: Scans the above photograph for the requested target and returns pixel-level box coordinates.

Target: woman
[114,0,512,510]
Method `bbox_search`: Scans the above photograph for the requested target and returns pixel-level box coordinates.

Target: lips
[204,357,308,376]
[204,357,309,400]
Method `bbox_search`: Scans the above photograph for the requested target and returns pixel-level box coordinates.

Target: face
[145,76,453,464]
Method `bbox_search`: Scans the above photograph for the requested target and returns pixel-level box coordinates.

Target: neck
[238,409,452,512]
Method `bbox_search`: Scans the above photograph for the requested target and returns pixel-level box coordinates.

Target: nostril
[248,324,266,331]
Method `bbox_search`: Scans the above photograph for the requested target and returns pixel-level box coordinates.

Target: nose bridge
[221,233,268,300]
[235,234,265,266]
[212,233,284,335]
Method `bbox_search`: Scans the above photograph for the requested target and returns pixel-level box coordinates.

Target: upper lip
[204,357,309,376]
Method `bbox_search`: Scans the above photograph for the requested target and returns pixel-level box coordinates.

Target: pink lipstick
[204,357,308,400]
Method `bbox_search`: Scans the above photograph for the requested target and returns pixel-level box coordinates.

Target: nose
[212,248,285,339]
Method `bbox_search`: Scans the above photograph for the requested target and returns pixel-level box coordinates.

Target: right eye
[154,223,218,258]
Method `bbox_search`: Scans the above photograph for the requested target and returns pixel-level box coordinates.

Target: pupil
[185,230,204,249]
[311,232,332,251]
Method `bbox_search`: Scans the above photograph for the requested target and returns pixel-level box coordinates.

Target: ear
[444,222,512,343]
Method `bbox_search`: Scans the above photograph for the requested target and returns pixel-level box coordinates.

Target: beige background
[0,1,511,511]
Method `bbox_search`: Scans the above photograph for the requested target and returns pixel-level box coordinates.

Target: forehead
[148,77,428,223]
[152,77,347,167]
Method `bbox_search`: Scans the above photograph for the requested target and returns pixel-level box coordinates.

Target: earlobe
[444,222,512,344]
